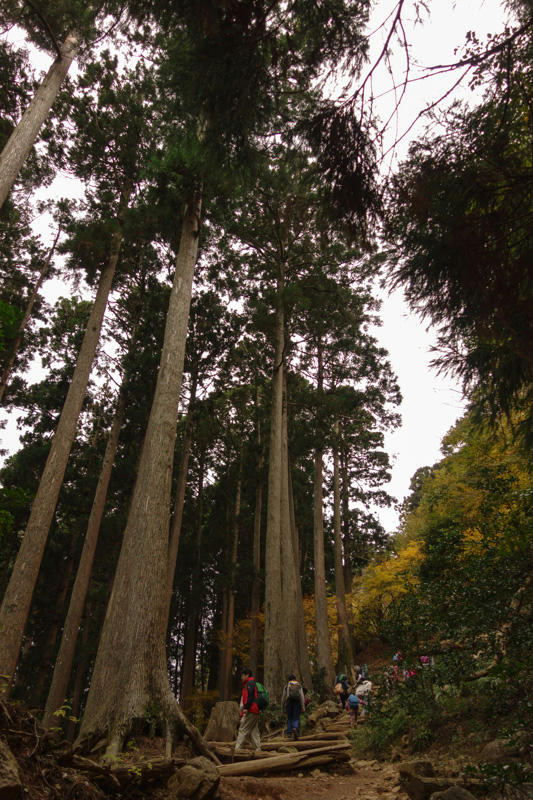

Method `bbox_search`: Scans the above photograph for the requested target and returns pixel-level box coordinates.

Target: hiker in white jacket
[355,679,373,717]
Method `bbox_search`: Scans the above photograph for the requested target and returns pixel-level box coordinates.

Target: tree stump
[203,701,240,743]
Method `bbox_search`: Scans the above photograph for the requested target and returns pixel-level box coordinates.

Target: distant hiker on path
[334,673,350,709]
[281,673,306,739]
[235,668,261,751]
[355,678,373,718]
[345,686,359,726]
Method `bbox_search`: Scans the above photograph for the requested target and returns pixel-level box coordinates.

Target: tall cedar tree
[0,60,153,688]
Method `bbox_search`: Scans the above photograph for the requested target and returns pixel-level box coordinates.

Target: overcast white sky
[0,0,509,534]
[365,0,509,531]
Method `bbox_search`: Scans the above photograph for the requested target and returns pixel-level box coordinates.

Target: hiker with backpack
[281,674,306,740]
[345,686,359,726]
[334,673,350,709]
[235,668,261,751]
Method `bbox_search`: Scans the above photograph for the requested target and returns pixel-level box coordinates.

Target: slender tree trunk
[263,277,285,701]
[313,449,335,693]
[249,410,263,677]
[0,32,79,210]
[0,195,128,691]
[287,459,299,566]
[222,452,242,699]
[216,502,231,697]
[281,386,312,690]
[280,390,299,677]
[165,374,197,624]
[217,586,229,697]
[250,452,263,675]
[332,421,354,675]
[180,450,205,708]
[207,597,222,692]
[340,442,353,595]
[30,536,78,707]
[66,602,91,743]
[171,627,182,697]
[0,227,61,403]
[75,189,213,762]
[42,389,127,727]
[312,342,335,694]
[180,611,198,709]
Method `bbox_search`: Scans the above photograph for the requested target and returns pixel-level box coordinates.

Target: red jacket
[241,676,259,715]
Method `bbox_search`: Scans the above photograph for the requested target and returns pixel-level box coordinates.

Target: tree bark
[0,227,61,403]
[165,376,196,625]
[74,190,215,761]
[30,533,78,707]
[282,379,312,690]
[217,582,229,697]
[66,602,91,742]
[0,195,128,691]
[42,388,127,728]
[313,449,335,693]
[249,406,263,677]
[0,32,79,210]
[332,420,354,675]
[280,389,299,678]
[250,382,265,675]
[222,452,242,699]
[263,277,285,700]
[180,448,205,708]
[340,441,353,596]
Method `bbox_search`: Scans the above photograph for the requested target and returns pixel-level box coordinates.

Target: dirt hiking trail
[219,759,406,800]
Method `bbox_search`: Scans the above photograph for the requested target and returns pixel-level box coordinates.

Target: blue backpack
[348,693,359,709]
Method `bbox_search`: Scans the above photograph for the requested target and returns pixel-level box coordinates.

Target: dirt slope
[219,759,407,800]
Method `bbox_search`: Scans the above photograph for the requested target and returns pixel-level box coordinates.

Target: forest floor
[2,697,411,800]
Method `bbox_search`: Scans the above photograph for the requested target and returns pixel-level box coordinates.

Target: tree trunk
[215,503,231,699]
[30,533,78,707]
[0,195,128,691]
[222,452,242,699]
[42,388,127,728]
[180,610,198,709]
[180,449,205,709]
[75,189,212,761]
[312,339,335,694]
[0,227,61,403]
[67,602,91,742]
[280,390,299,678]
[340,442,353,596]
[263,278,285,700]
[313,449,335,693]
[0,32,79,210]
[249,388,263,678]
[282,379,312,690]
[165,375,197,625]
[332,421,354,675]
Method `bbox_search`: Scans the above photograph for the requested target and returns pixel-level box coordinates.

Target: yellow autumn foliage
[348,540,424,642]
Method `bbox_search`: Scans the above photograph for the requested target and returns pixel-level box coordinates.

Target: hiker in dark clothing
[281,673,305,739]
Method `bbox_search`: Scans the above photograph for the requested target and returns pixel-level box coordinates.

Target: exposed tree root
[75,689,220,766]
